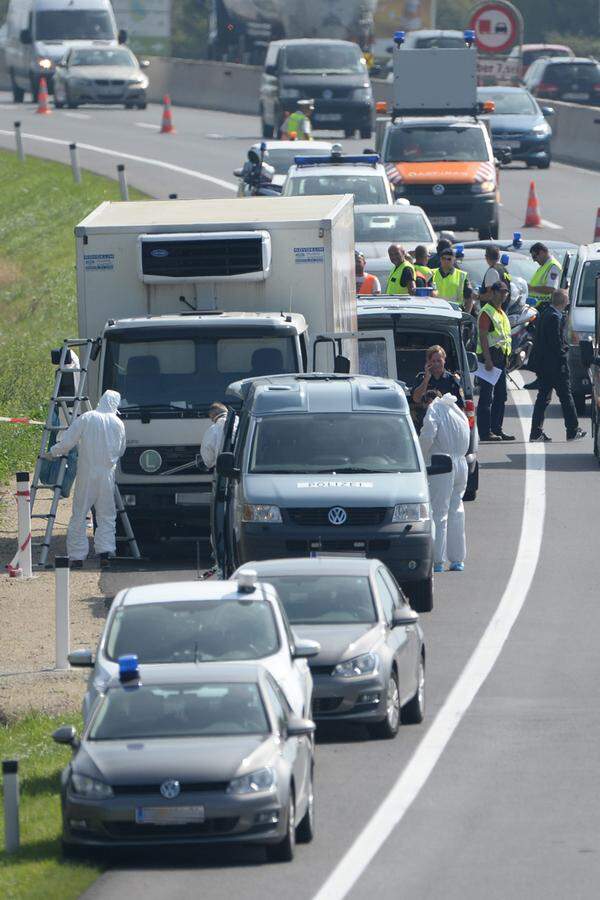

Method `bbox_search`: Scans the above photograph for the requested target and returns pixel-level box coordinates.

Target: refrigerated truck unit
[74,195,356,546]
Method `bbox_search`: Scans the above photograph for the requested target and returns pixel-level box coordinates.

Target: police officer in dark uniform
[411,344,464,431]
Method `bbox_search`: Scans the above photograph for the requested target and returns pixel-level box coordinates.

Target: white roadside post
[117,164,129,201]
[2,760,20,854]
[14,121,25,161]
[55,556,70,670]
[10,472,33,578]
[69,142,81,184]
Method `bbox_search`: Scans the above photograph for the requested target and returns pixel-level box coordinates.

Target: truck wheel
[404,576,433,613]
[574,393,587,416]
[10,71,25,103]
[537,159,551,169]
[463,460,479,501]
[344,128,355,138]
[360,127,372,139]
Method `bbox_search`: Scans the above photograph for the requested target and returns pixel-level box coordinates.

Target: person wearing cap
[386,244,416,295]
[527,243,562,307]
[428,237,452,269]
[355,251,381,296]
[432,247,474,313]
[476,280,514,442]
[413,245,434,288]
[282,99,314,141]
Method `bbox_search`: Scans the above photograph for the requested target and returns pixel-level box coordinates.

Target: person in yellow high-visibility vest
[386,244,416,295]
[432,247,474,313]
[527,242,562,307]
[281,99,314,141]
[476,281,514,442]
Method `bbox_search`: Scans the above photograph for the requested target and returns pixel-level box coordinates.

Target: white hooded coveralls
[200,413,227,471]
[419,394,470,566]
[51,390,126,560]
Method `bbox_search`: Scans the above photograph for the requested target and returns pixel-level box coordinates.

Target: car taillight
[537,82,559,93]
[465,399,475,429]
[593,84,600,92]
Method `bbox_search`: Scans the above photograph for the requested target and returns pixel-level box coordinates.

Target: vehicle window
[387,126,488,163]
[249,412,420,474]
[263,677,287,734]
[576,260,600,307]
[266,673,293,717]
[545,62,600,84]
[459,255,536,287]
[375,570,396,623]
[478,90,537,115]
[524,49,570,67]
[69,49,136,67]
[89,682,269,740]
[281,43,364,74]
[379,568,407,606]
[415,36,465,49]
[286,174,388,204]
[358,338,390,377]
[355,211,432,243]
[395,331,459,385]
[105,600,280,663]
[261,576,377,625]
[263,146,331,175]
[35,10,114,41]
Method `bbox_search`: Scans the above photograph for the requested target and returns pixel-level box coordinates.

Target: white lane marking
[135,122,160,130]
[0,129,237,192]
[64,112,91,120]
[540,218,563,230]
[313,371,546,900]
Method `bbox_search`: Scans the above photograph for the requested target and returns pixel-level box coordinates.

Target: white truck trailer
[73,194,355,548]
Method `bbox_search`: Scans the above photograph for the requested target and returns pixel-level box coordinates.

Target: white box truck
[74,194,355,548]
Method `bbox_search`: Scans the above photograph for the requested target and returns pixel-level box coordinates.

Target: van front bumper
[392,186,497,232]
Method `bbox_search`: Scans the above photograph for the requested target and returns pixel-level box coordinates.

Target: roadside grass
[0,712,101,899]
[0,149,148,484]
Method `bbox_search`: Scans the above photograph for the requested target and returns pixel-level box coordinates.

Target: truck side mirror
[427,453,452,476]
[467,351,478,373]
[265,64,277,76]
[216,451,240,479]
[334,355,350,374]
[20,28,32,44]
[118,28,128,44]
[580,339,594,368]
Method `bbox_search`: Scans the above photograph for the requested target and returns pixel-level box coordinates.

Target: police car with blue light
[281,147,398,206]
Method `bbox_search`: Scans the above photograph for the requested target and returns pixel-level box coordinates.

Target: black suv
[524,57,600,106]
[259,38,373,139]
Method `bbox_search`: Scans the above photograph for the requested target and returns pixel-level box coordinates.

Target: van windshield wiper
[119,403,198,418]
[312,466,388,474]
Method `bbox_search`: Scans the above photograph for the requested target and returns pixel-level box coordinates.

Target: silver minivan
[4,0,125,101]
[565,243,600,414]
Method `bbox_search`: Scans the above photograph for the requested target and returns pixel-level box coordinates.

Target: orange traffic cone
[160,94,175,134]
[523,180,542,227]
[36,77,51,115]
[593,207,600,242]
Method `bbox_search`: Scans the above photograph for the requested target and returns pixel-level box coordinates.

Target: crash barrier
[549,100,600,172]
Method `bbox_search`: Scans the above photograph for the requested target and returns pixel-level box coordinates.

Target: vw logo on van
[160,779,181,799]
[322,88,333,100]
[150,248,169,258]
[328,506,348,526]
[432,183,445,196]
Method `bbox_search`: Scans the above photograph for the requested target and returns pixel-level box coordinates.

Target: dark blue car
[478,86,553,169]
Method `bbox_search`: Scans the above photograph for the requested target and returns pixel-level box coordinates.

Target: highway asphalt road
[2,95,599,898]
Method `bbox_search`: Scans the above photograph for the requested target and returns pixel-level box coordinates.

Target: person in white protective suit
[50,390,126,567]
[200,402,228,471]
[419,390,470,573]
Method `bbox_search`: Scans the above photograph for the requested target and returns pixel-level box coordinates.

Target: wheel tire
[404,576,434,613]
[66,88,78,109]
[574,393,587,416]
[360,127,372,139]
[61,840,86,860]
[54,95,64,109]
[10,71,25,103]
[401,655,425,724]
[594,412,600,464]
[537,159,551,169]
[296,771,315,843]
[367,671,401,739]
[266,792,295,862]
[30,77,40,103]
[463,459,479,502]
[137,102,147,110]
[125,102,134,109]
[261,110,274,138]
[344,127,355,138]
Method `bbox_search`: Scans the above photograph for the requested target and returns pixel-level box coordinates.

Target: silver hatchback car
[53,45,148,108]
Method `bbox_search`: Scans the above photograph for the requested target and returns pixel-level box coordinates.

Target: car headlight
[227,767,276,795]
[392,502,431,532]
[37,57,52,70]
[471,180,495,194]
[70,773,113,799]
[533,121,550,135]
[353,87,372,102]
[128,76,146,86]
[334,652,378,678]
[280,88,300,100]
[242,504,282,523]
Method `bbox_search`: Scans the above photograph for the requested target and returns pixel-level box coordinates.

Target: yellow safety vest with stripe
[432,267,467,305]
[285,111,311,139]
[386,261,415,295]
[414,264,433,282]
[529,256,561,306]
[477,303,512,357]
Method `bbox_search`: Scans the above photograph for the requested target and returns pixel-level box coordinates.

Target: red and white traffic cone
[593,207,600,242]
[160,94,175,134]
[523,180,542,228]
[36,77,51,115]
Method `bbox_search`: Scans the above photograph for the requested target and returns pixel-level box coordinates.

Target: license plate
[496,140,520,149]
[563,92,588,100]
[135,805,205,825]
[317,114,342,121]
[430,216,457,226]
[175,492,211,505]
[313,551,366,558]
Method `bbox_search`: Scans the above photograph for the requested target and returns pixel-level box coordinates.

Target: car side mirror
[68,648,94,668]
[293,638,320,659]
[391,607,419,628]
[265,64,277,76]
[467,351,478,373]
[427,453,452,476]
[118,28,127,44]
[495,148,512,166]
[140,59,150,68]
[541,106,554,117]
[580,339,594,368]
[216,451,240,479]
[20,28,32,44]
[286,717,316,737]
[52,725,79,748]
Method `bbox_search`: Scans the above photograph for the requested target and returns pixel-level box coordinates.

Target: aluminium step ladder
[29,339,140,567]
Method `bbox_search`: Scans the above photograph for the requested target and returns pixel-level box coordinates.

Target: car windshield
[263,146,331,175]
[103,331,298,415]
[387,126,488,162]
[35,10,114,41]
[260,575,376,625]
[69,48,135,67]
[249,412,420,474]
[523,48,571,67]
[480,90,537,115]
[282,44,364,74]
[286,174,388,204]
[545,62,600,84]
[105,600,280,663]
[577,260,600,307]
[355,210,432,243]
[415,36,465,48]
[89,682,269,740]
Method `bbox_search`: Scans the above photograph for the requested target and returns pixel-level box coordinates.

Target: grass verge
[0,149,148,484]
[0,712,101,899]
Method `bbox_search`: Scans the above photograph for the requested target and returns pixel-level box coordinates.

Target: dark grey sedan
[233,557,425,738]
[53,662,315,860]
[53,46,149,109]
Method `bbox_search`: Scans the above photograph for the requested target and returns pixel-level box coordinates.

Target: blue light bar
[393,30,405,46]
[464,29,475,45]
[501,253,510,266]
[455,243,464,258]
[512,231,522,248]
[294,154,380,167]
[118,653,140,684]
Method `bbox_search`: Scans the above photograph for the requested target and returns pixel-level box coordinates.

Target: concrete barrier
[146,56,261,116]
[550,100,600,171]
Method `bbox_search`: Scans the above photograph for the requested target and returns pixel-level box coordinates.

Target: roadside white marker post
[12,472,32,578]
[117,163,129,201]
[69,142,81,184]
[14,121,25,161]
[169,193,178,199]
[2,760,20,853]
[55,556,70,670]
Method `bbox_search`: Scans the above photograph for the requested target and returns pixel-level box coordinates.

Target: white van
[5,0,124,101]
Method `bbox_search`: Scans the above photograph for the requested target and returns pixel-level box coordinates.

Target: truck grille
[286,508,387,526]
[120,446,208,476]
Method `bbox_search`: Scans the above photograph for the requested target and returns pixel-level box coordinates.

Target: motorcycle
[505,276,537,373]
[233,144,282,197]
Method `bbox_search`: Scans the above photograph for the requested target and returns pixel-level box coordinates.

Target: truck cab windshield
[249,413,420,474]
[103,331,299,414]
[387,126,488,162]
[281,44,364,74]
[35,11,115,41]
